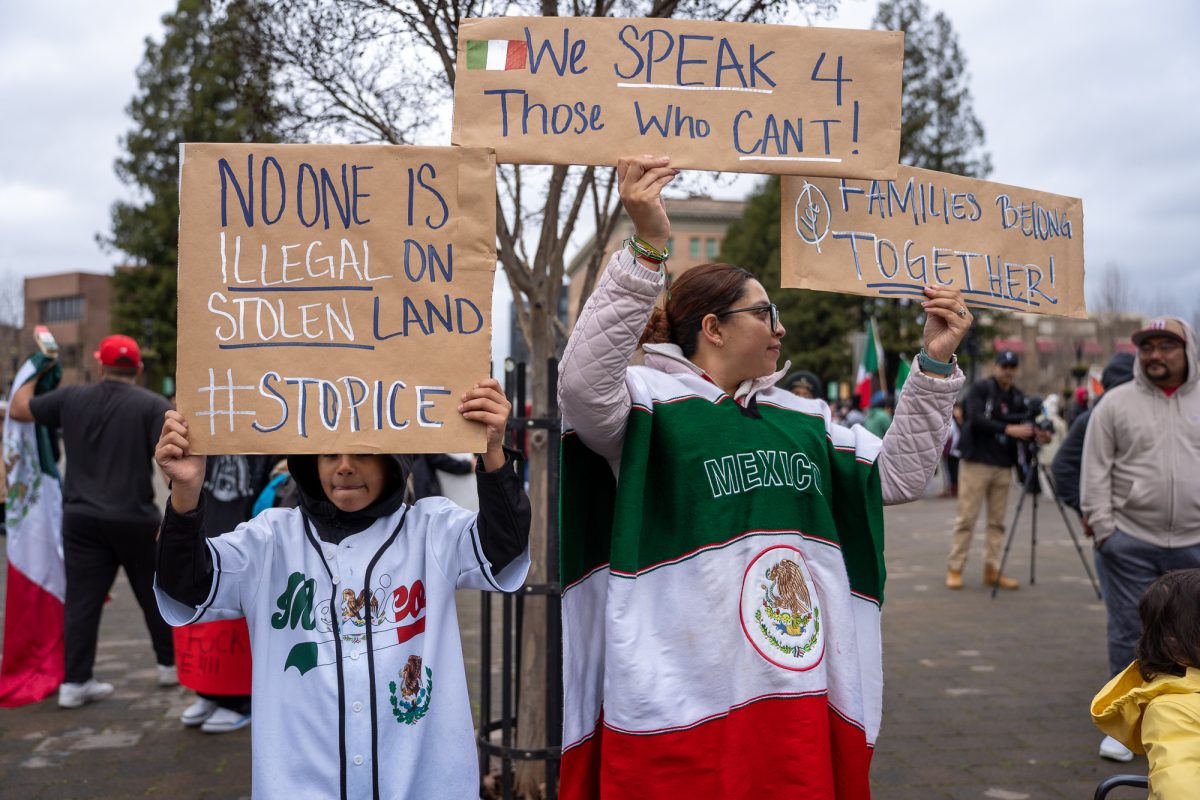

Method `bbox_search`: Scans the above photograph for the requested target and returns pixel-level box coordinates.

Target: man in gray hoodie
[1081,316,1200,760]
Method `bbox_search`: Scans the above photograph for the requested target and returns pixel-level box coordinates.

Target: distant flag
[855,319,884,410]
[465,39,528,71]
[894,354,911,396]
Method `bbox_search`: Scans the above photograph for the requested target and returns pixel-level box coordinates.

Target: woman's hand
[458,379,511,472]
[617,155,678,254]
[155,410,206,513]
[921,285,973,364]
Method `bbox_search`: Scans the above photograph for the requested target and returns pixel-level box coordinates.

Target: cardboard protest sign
[177,143,497,454]
[452,17,902,179]
[780,166,1087,318]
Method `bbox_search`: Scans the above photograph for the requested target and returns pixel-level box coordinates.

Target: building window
[689,237,700,259]
[40,295,85,324]
[706,238,718,259]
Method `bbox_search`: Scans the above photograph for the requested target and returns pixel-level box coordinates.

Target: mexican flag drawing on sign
[855,319,884,410]
[465,39,527,71]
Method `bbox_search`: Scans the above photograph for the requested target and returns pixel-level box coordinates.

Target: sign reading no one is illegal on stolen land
[176,143,497,454]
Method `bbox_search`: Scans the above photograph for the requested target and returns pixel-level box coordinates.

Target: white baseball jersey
[155,498,530,799]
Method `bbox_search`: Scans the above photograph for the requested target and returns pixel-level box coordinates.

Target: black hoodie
[157,449,530,607]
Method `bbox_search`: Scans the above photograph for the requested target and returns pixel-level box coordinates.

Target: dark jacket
[958,377,1024,468]
[157,450,529,607]
[1049,353,1135,513]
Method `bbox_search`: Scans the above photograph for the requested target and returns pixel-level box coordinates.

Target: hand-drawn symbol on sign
[793,180,831,253]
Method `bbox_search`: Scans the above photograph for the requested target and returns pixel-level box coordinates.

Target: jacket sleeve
[1049,411,1089,514]
[1141,696,1200,799]
[558,248,665,467]
[476,447,531,573]
[877,357,965,505]
[1080,400,1117,541]
[155,496,215,608]
[963,380,1007,438]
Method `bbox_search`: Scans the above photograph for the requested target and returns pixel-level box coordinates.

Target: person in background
[941,401,963,498]
[1049,352,1135,515]
[1091,568,1200,797]
[944,350,1050,591]
[1081,318,1200,763]
[865,391,894,438]
[409,454,474,501]
[176,454,274,734]
[780,370,823,401]
[8,335,176,707]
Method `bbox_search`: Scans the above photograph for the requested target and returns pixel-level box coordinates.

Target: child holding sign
[153,378,529,799]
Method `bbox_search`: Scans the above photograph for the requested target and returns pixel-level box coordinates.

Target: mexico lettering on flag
[465,38,527,71]
[559,366,886,799]
[1,356,66,707]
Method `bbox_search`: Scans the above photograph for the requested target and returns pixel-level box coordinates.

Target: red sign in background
[173,619,252,695]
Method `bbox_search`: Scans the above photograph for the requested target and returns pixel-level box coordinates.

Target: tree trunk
[514,305,553,799]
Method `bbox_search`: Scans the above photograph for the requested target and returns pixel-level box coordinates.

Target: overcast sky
[2,0,1198,321]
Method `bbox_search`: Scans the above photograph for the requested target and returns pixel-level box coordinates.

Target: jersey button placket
[352,701,363,713]
[353,754,364,766]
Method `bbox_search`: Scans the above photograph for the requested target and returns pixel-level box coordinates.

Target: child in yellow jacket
[1091,568,1200,799]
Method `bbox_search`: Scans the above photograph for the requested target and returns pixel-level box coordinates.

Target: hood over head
[287,453,411,543]
[1132,315,1197,392]
[1100,351,1136,391]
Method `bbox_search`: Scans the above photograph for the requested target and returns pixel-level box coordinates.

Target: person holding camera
[945,350,1050,590]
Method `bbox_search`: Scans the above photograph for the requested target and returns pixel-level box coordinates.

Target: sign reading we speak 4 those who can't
[453,17,904,178]
[176,143,497,455]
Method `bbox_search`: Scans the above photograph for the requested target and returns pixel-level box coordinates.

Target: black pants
[63,513,174,683]
[199,691,252,714]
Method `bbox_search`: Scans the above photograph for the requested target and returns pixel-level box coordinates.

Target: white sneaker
[157,664,179,687]
[58,679,114,708]
[180,697,219,727]
[1099,735,1134,762]
[200,706,251,734]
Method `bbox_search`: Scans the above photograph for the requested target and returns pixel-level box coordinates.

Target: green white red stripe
[560,366,886,798]
[465,39,527,71]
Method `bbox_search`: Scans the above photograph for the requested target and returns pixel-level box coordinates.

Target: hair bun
[639,306,672,348]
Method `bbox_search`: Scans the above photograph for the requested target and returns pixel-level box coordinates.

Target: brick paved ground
[0,489,1149,799]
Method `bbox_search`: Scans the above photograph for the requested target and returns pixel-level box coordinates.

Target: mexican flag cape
[1,356,65,706]
[560,366,886,799]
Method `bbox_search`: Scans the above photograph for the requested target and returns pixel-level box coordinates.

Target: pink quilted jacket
[559,249,965,505]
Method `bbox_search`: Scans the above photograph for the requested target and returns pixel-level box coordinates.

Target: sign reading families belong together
[780,167,1087,317]
[176,143,497,454]
[453,17,904,178]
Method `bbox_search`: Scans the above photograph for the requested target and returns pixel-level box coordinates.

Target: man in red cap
[1081,316,1200,762]
[10,334,176,707]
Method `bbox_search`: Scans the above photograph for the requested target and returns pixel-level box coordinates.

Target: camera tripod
[991,444,1102,600]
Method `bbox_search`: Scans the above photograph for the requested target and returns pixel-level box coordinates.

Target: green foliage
[719,176,860,389]
[106,0,282,388]
[873,0,992,177]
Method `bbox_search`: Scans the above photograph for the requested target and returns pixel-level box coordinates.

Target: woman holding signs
[557,155,971,797]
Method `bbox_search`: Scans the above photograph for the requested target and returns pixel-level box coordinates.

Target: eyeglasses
[1138,340,1183,356]
[717,303,780,331]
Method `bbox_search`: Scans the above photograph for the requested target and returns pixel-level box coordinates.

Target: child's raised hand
[155,410,206,512]
[458,379,511,472]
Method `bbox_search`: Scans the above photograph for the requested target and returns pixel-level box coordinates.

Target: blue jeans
[1094,529,1200,676]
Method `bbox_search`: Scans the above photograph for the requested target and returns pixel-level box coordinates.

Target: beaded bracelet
[623,235,670,264]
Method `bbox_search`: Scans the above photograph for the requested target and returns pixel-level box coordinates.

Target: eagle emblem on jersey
[340,588,381,642]
[739,545,824,671]
[389,654,433,725]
